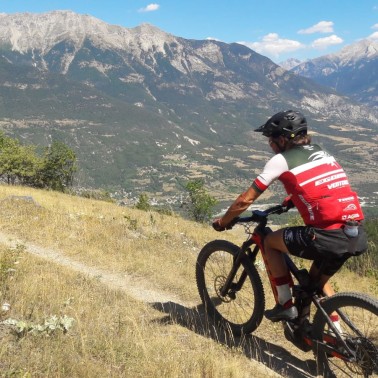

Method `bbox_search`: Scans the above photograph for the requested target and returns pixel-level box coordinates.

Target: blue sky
[1,0,378,63]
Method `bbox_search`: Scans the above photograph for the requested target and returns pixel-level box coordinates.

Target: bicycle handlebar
[230,204,290,228]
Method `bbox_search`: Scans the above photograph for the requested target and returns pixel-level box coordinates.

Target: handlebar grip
[226,217,240,229]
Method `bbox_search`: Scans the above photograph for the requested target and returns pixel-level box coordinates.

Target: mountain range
[290,39,378,108]
[0,11,377,207]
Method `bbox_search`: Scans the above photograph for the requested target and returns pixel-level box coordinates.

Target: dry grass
[0,185,280,377]
[0,184,376,377]
[0,185,211,302]
[0,246,279,377]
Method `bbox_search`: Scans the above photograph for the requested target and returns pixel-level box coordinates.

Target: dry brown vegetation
[0,184,376,377]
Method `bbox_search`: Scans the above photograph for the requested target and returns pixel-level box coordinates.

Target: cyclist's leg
[309,262,334,296]
[310,253,351,294]
[310,255,352,332]
[263,229,290,277]
[264,227,320,320]
[263,229,299,320]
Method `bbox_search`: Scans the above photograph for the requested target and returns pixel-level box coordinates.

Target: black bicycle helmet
[255,110,307,139]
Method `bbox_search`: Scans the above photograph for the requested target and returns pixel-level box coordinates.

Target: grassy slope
[0,184,376,377]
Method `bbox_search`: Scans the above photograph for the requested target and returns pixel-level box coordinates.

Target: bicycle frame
[220,205,283,304]
[219,205,360,361]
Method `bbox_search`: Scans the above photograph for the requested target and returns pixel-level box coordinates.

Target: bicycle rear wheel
[196,240,265,336]
[312,292,378,378]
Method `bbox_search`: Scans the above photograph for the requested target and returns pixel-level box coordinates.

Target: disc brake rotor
[214,276,236,303]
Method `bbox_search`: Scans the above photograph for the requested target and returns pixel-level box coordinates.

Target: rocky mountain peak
[290,37,378,106]
[308,38,378,67]
[279,58,303,70]
[0,11,103,52]
[333,38,378,66]
[127,23,179,54]
[0,10,177,55]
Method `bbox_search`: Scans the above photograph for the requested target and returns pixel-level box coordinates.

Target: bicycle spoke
[205,250,255,325]
[313,293,378,378]
[196,240,265,335]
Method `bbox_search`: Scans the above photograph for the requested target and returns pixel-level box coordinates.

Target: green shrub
[0,132,77,192]
[135,193,151,211]
[184,179,217,223]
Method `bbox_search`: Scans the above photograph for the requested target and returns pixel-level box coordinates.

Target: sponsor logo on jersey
[327,180,349,190]
[342,213,360,220]
[338,196,355,203]
[309,151,330,161]
[343,204,357,211]
[315,173,347,186]
[298,168,343,187]
[298,194,314,221]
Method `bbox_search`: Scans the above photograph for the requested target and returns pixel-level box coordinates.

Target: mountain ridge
[0,11,377,207]
[291,38,378,107]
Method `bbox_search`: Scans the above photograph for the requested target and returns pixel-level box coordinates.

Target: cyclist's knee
[264,229,287,252]
[313,255,350,277]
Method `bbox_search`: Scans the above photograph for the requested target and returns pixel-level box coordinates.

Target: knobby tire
[312,292,378,378]
[196,240,265,336]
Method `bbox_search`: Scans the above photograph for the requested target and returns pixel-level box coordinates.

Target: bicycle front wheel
[196,240,265,336]
[312,292,378,378]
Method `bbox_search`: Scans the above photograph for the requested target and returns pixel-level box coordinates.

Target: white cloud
[138,3,160,13]
[371,23,378,30]
[240,33,305,58]
[298,21,334,35]
[368,31,378,40]
[311,34,343,49]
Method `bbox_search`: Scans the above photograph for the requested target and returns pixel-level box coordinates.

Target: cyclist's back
[254,143,364,228]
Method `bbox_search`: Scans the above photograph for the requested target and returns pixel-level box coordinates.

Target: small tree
[184,179,217,223]
[135,193,151,211]
[0,134,42,185]
[0,133,77,191]
[40,141,77,192]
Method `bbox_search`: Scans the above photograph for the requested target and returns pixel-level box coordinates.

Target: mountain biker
[212,110,368,322]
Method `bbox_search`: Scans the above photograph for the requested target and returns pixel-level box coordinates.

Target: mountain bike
[196,204,378,377]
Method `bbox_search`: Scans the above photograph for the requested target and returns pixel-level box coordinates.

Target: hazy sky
[1,0,378,63]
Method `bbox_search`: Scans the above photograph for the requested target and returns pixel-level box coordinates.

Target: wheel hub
[214,276,236,303]
[345,336,378,375]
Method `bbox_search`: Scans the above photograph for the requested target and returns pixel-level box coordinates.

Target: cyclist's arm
[214,154,287,230]
[217,186,261,228]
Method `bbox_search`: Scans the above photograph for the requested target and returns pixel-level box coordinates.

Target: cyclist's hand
[212,219,226,232]
[212,218,239,231]
[282,195,295,210]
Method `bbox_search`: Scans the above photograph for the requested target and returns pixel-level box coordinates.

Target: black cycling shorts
[282,225,368,276]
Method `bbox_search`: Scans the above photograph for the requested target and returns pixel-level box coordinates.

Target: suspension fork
[219,237,258,297]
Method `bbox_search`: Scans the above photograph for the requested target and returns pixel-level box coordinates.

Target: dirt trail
[0,231,316,378]
[0,231,191,307]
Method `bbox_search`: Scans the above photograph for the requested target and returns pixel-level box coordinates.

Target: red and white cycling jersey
[252,144,364,228]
